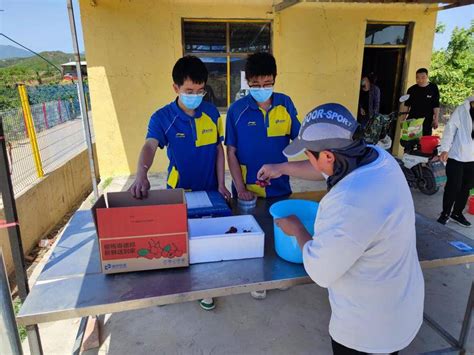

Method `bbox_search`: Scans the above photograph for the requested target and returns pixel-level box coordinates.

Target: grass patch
[88,177,114,204]
[13,299,27,341]
[101,177,113,190]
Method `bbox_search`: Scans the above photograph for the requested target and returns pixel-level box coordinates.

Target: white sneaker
[199,298,215,311]
[250,290,267,300]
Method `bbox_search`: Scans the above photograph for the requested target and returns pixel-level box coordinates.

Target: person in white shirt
[258,103,424,355]
[437,96,474,227]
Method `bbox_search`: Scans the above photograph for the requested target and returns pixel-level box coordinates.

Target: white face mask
[321,172,329,180]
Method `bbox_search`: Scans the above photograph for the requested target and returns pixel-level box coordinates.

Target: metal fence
[0,95,92,195]
[34,100,92,175]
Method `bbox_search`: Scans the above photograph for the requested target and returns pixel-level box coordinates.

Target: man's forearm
[281,161,323,181]
[402,103,410,120]
[433,108,440,120]
[227,148,246,192]
[216,144,225,187]
[137,145,156,177]
[294,225,312,250]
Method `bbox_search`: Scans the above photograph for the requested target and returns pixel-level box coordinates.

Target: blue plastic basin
[269,199,319,263]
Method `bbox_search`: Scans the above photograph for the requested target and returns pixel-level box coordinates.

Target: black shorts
[331,339,399,355]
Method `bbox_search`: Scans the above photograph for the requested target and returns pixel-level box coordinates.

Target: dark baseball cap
[283,103,359,157]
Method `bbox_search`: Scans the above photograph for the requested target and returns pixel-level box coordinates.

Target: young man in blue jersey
[130,55,230,311]
[225,52,301,299]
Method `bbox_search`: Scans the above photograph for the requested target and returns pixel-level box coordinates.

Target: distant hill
[0,51,86,110]
[0,45,33,60]
[0,51,77,70]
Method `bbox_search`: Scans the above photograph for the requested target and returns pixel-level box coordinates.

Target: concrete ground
[21,174,473,355]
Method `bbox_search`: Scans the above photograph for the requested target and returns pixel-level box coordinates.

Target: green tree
[0,85,20,111]
[430,21,474,109]
[435,22,446,34]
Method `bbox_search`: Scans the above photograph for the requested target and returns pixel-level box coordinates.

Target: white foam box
[188,215,265,264]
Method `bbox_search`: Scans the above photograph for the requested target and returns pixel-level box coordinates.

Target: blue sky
[0,0,84,53]
[0,1,472,53]
[434,6,474,50]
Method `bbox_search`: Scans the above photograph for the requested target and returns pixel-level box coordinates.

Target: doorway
[361,47,405,114]
[358,23,411,148]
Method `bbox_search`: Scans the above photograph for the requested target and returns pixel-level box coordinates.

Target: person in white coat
[258,103,424,355]
[437,96,474,227]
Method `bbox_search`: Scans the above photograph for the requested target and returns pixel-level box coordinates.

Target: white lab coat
[303,146,424,353]
[440,97,474,162]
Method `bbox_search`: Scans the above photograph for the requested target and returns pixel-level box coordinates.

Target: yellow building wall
[79,0,437,177]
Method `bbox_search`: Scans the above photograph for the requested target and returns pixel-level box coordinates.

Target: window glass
[230,23,271,53]
[365,25,407,45]
[183,22,226,53]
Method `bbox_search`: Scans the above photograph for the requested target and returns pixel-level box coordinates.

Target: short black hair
[416,68,428,75]
[172,56,208,86]
[306,149,321,159]
[245,52,277,81]
[363,72,377,84]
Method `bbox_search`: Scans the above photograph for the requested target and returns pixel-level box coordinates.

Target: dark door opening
[360,47,405,115]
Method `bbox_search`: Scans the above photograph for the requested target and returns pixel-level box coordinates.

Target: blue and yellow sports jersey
[146,99,223,191]
[225,93,301,198]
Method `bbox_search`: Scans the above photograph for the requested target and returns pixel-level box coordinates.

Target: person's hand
[432,117,439,130]
[400,116,410,127]
[129,175,150,199]
[257,164,283,182]
[237,189,255,201]
[440,151,449,163]
[255,179,270,188]
[360,108,366,116]
[218,184,231,200]
[275,215,305,237]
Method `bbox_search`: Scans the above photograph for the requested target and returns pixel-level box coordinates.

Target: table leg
[72,316,88,355]
[423,281,474,355]
[0,249,23,355]
[26,325,43,355]
[458,282,473,354]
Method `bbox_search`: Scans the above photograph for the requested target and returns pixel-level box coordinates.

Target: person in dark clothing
[402,68,440,136]
[331,339,398,355]
[203,84,217,105]
[357,73,380,127]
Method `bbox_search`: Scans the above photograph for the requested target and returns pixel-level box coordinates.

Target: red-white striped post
[57,99,63,123]
[42,103,49,129]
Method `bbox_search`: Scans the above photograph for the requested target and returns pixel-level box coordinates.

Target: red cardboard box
[91,189,188,274]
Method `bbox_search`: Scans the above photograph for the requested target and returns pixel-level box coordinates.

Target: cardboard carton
[91,189,188,274]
